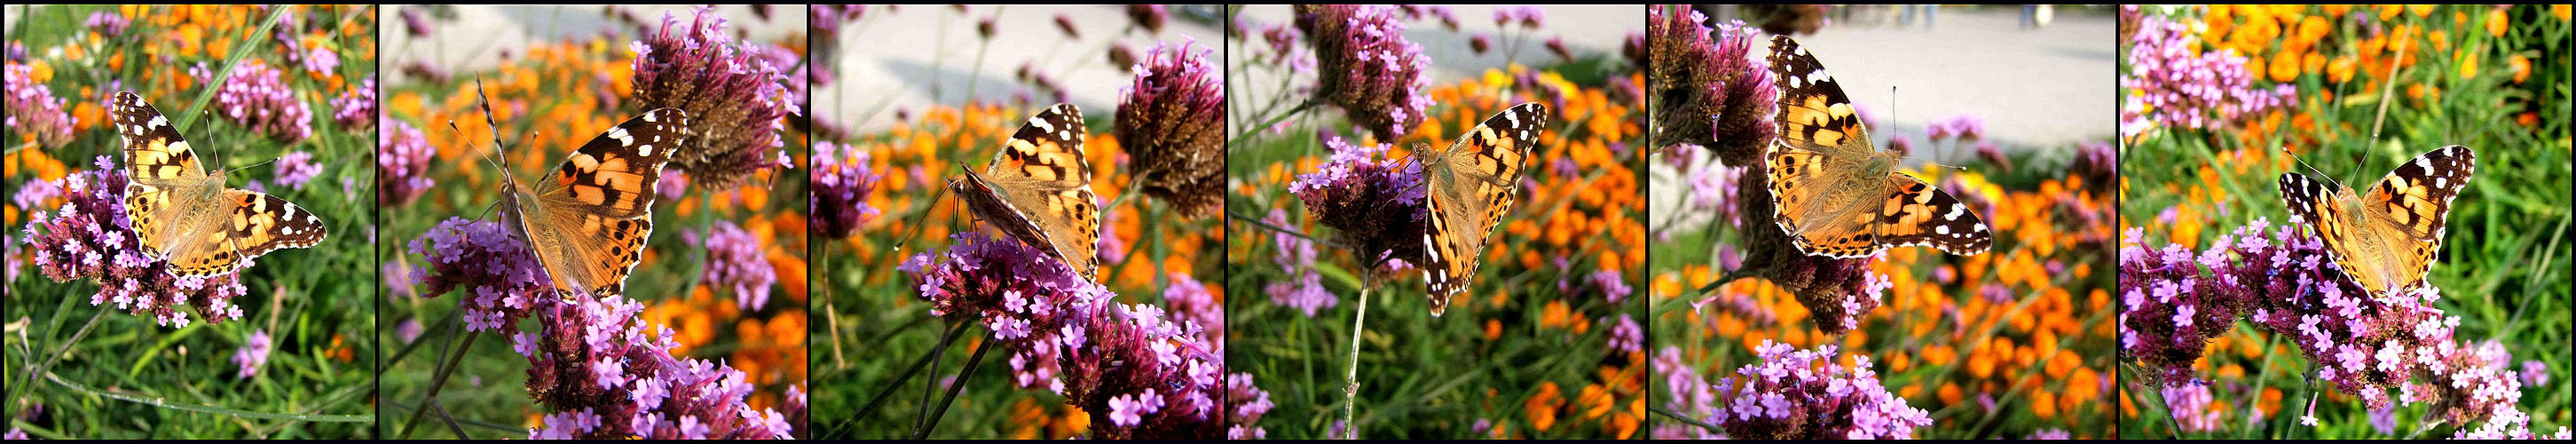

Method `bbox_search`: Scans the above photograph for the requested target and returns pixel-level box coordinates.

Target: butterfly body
[1421,102,1548,316]
[1762,36,1991,258]
[114,91,326,277]
[948,104,1101,282]
[494,107,689,297]
[2278,146,2474,300]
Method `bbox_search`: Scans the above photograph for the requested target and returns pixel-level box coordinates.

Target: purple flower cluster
[900,231,1266,439]
[1650,6,1775,163]
[1607,313,1642,355]
[1492,6,1544,28]
[1298,4,1435,139]
[808,141,880,238]
[1259,209,1337,317]
[2120,12,2295,137]
[191,60,315,144]
[2123,219,2547,426]
[1286,137,1427,272]
[1227,373,1275,439]
[632,5,797,190]
[333,75,377,131]
[694,220,776,311]
[4,62,75,148]
[84,11,130,36]
[1116,39,1225,218]
[272,150,320,190]
[377,117,436,206]
[1713,341,1930,439]
[1652,347,1723,439]
[2453,408,2574,440]
[1593,268,1635,304]
[400,7,434,36]
[1126,4,1167,33]
[405,217,794,438]
[518,292,793,439]
[2159,380,2224,432]
[22,156,250,328]
[233,329,272,379]
[406,218,549,332]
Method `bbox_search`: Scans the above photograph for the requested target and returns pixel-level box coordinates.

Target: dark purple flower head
[2070,139,2115,192]
[378,117,436,206]
[1286,138,1427,272]
[1469,34,1492,55]
[902,232,1262,438]
[1493,6,1544,29]
[400,7,434,36]
[1297,4,1435,139]
[1116,39,1225,218]
[406,218,549,332]
[1650,7,1775,164]
[23,156,251,328]
[976,15,997,39]
[232,329,272,379]
[191,60,314,143]
[809,141,881,238]
[1054,12,1082,39]
[4,63,75,148]
[1713,341,1930,439]
[1127,4,1167,34]
[1546,36,1573,62]
[632,5,797,190]
[690,220,776,310]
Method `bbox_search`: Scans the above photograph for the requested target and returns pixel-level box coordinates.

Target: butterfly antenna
[2278,146,2349,190]
[891,169,962,255]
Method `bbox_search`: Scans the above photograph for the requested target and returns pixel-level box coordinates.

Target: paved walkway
[813,5,1225,132]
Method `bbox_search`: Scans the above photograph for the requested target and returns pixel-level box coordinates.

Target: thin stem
[398,330,482,439]
[1224,209,1346,250]
[849,320,972,430]
[1229,98,1322,145]
[916,329,997,439]
[1647,406,1722,432]
[1339,273,1375,440]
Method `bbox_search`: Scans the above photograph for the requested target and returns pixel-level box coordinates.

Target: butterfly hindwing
[1874,174,1992,256]
[1422,102,1548,316]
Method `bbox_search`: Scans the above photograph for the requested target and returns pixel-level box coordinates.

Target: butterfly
[115,91,327,277]
[1762,35,1991,258]
[2277,146,2475,300]
[948,103,1101,282]
[482,97,690,298]
[1420,102,1548,317]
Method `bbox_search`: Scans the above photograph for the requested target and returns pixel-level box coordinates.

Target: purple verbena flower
[632,5,797,190]
[1715,341,1929,439]
[333,75,377,131]
[233,329,272,378]
[1117,39,1225,218]
[4,63,76,148]
[23,156,251,328]
[190,60,314,143]
[1298,4,1435,139]
[377,117,436,206]
[809,141,881,238]
[694,220,776,310]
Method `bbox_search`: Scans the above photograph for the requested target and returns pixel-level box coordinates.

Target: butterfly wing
[161,189,329,276]
[524,107,688,297]
[2355,145,2474,295]
[2279,171,2394,292]
[1422,102,1547,316]
[958,103,1100,281]
[1768,35,1874,159]
[114,91,218,258]
[1874,173,1992,256]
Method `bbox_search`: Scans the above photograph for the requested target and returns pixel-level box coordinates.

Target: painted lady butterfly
[949,104,1102,282]
[1421,102,1548,316]
[477,90,690,298]
[1763,35,1991,258]
[116,91,327,277]
[2278,146,2475,299]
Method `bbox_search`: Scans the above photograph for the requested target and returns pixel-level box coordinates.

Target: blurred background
[4,4,378,439]
[374,4,807,439]
[2115,4,2568,439]
[1647,4,2121,440]
[807,4,1228,439]
[1224,4,1650,439]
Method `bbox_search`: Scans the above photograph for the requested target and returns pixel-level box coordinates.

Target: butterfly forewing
[512,107,687,297]
[113,91,326,277]
[1761,35,1990,259]
[952,104,1101,281]
[1422,102,1548,316]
